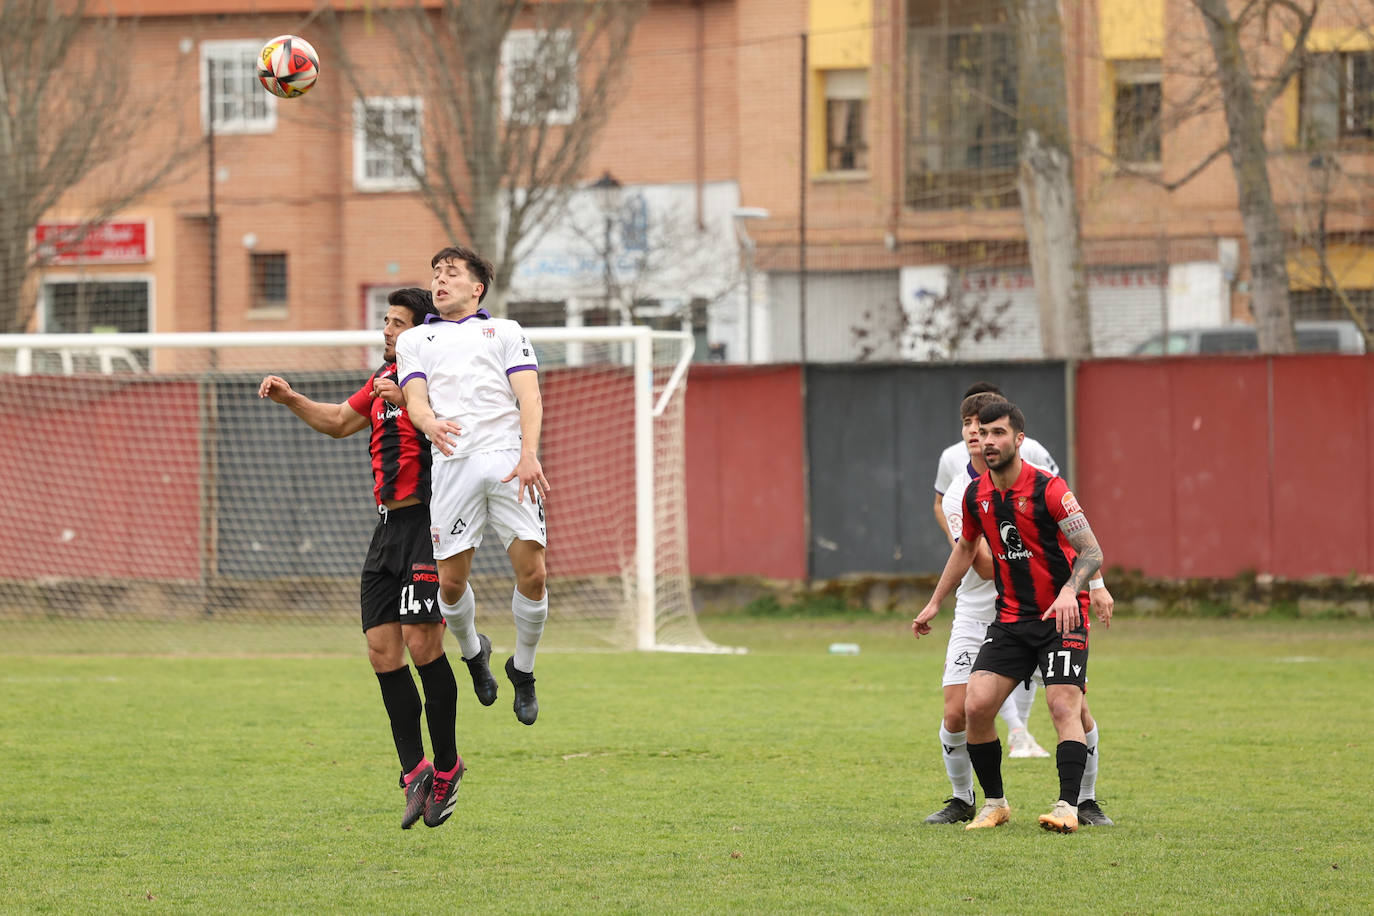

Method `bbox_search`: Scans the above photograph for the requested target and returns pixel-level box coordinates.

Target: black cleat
[1076,799,1115,826]
[401,762,434,830]
[924,797,976,824]
[423,758,466,828]
[504,657,538,725]
[463,633,499,706]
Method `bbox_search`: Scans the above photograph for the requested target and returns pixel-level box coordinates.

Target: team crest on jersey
[1016,496,1030,514]
[483,328,496,338]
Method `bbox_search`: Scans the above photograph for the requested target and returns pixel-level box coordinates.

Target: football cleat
[965,801,1011,830]
[424,758,466,828]
[924,797,976,824]
[400,760,434,830]
[505,657,538,726]
[1076,799,1114,826]
[1038,800,1079,833]
[463,633,499,706]
[1008,727,1051,759]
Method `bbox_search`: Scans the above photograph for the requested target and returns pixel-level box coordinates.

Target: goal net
[0,327,722,655]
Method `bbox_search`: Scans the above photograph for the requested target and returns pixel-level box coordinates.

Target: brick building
[23,0,1374,365]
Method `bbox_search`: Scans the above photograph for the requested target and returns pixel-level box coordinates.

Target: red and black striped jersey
[961,460,1089,625]
[346,362,430,506]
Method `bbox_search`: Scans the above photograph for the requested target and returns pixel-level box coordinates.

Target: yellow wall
[1099,0,1164,59]
[1288,243,1374,291]
[809,0,871,174]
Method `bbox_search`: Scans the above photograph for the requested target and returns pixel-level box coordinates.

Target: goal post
[0,326,733,655]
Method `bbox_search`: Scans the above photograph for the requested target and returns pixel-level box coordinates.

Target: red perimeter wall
[685,365,807,579]
[1075,355,1374,579]
[0,378,202,580]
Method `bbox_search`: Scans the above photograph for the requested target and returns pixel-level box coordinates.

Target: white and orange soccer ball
[257,35,320,99]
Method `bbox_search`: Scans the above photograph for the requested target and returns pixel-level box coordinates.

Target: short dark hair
[961,392,1008,420]
[431,245,495,304]
[962,381,1002,399]
[977,400,1025,435]
[386,287,436,325]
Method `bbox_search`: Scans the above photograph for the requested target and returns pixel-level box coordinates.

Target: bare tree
[1008,0,1092,358]
[0,0,190,334]
[1188,0,1318,352]
[562,191,738,327]
[853,270,1012,362]
[326,0,646,314]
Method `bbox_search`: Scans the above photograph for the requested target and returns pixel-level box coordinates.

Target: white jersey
[933,435,1058,495]
[395,310,538,461]
[942,465,997,624]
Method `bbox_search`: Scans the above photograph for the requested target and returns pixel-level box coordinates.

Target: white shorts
[428,449,547,560]
[942,616,995,687]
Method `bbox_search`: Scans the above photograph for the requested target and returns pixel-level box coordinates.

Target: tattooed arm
[1040,510,1104,635]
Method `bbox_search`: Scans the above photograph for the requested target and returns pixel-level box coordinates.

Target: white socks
[511,588,548,673]
[939,725,975,805]
[1078,724,1100,803]
[438,583,480,659]
[997,680,1038,732]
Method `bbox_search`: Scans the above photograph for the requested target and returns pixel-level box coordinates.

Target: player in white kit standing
[397,245,551,726]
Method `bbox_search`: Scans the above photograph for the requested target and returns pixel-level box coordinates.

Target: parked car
[1,346,146,375]
[1131,320,1367,355]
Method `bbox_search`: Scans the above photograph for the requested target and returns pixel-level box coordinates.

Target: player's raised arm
[258,375,368,439]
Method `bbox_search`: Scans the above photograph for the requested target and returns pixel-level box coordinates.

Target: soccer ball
[257,35,319,99]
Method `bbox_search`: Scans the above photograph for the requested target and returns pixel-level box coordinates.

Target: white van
[1132,320,1367,355]
[3,345,146,376]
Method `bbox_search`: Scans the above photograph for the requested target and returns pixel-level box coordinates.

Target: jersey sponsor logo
[1061,491,1082,515]
[376,403,403,422]
[412,572,439,583]
[997,521,1034,561]
[1062,638,1086,650]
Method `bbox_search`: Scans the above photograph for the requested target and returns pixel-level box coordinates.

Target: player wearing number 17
[913,401,1112,834]
[397,246,550,727]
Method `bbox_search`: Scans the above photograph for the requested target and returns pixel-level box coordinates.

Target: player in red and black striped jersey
[258,288,488,830]
[914,401,1112,834]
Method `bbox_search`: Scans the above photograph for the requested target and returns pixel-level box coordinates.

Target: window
[251,253,288,310]
[42,278,151,333]
[353,97,424,191]
[905,0,1019,209]
[1301,51,1374,145]
[824,70,870,172]
[502,30,579,125]
[1113,60,1162,163]
[201,40,276,134]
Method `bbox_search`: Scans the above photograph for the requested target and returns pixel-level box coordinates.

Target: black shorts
[360,504,442,633]
[972,619,1089,690]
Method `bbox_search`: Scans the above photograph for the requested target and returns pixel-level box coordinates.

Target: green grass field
[2,615,1371,914]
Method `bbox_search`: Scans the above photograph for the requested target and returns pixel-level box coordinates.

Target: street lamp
[590,171,622,324]
[731,206,770,363]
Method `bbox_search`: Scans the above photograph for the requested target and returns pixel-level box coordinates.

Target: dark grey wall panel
[806,362,1068,578]
[213,373,377,580]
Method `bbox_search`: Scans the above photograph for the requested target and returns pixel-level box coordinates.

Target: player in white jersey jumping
[397,245,550,726]
[923,392,1114,826]
[932,382,1058,759]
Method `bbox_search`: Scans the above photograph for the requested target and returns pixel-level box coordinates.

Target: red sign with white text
[34,221,151,265]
